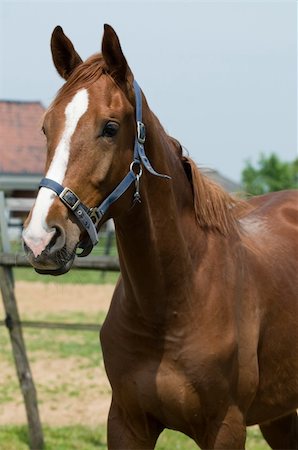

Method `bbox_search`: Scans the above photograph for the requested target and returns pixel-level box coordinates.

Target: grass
[0,311,105,368]
[25,327,103,367]
[0,425,269,450]
[41,330,100,365]
[14,267,119,284]
[0,425,106,450]
[0,379,19,404]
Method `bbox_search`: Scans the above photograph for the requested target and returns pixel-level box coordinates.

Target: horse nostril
[23,239,31,256]
[48,226,66,254]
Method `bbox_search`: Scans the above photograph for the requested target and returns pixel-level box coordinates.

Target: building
[200,167,241,193]
[0,100,46,236]
[0,100,46,195]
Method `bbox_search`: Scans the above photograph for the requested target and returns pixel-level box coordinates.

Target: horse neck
[114,106,205,321]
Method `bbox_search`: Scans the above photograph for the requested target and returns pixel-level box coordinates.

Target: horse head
[22,25,139,275]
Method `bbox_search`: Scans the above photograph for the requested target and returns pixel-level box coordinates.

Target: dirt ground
[0,281,115,427]
[12,281,115,315]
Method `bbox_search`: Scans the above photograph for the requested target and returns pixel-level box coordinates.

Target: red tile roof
[0,101,46,175]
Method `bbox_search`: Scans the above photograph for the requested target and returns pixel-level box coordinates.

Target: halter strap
[133,81,170,178]
[39,80,170,257]
[39,178,99,250]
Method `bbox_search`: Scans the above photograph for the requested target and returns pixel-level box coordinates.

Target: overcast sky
[0,0,297,182]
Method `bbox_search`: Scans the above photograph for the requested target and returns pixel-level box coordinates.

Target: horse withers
[22,24,298,449]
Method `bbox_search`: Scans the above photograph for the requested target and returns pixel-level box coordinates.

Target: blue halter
[39,80,170,257]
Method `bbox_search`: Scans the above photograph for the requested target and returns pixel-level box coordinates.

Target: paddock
[0,280,114,427]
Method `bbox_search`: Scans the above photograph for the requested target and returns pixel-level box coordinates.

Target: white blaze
[23,89,89,257]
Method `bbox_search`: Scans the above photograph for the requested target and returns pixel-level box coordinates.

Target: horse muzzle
[34,256,75,276]
[22,224,77,275]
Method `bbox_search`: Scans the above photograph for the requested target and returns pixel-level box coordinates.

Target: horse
[22,24,298,449]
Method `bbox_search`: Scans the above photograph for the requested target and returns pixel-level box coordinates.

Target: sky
[0,0,297,182]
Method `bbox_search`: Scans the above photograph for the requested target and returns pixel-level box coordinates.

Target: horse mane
[50,54,105,109]
[179,151,247,236]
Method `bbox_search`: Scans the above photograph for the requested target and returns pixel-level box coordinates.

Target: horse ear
[102,24,132,83]
[51,26,82,80]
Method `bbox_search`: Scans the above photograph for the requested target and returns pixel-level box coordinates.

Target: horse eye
[41,126,46,135]
[101,122,119,138]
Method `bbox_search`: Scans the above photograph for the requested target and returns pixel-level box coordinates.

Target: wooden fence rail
[0,252,120,271]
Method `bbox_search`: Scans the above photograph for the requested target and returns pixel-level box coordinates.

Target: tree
[241,153,298,195]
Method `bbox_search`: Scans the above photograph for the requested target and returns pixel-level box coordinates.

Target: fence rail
[0,318,101,332]
[0,252,120,271]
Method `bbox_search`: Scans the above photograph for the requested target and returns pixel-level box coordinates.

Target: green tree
[241,153,298,195]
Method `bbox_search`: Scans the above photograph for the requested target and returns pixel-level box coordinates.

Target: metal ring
[130,160,143,178]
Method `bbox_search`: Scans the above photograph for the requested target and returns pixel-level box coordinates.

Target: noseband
[39,80,170,257]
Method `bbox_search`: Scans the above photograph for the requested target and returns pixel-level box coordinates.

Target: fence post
[0,191,44,450]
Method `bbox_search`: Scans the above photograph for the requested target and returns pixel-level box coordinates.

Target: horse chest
[121,358,203,431]
[155,361,203,427]
[101,303,237,431]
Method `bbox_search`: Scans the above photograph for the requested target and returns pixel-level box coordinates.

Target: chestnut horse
[22,25,298,449]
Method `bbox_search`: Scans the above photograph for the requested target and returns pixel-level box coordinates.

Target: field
[0,274,269,449]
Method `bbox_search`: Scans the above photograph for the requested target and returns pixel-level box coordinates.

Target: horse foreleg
[107,398,162,450]
[259,411,298,450]
[208,405,246,449]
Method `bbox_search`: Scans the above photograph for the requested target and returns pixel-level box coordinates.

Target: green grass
[0,311,105,368]
[0,425,106,450]
[158,428,269,450]
[0,379,19,404]
[0,425,269,450]
[14,267,119,284]
[26,327,103,367]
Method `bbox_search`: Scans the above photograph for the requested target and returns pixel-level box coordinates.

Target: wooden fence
[0,191,119,449]
[0,252,119,271]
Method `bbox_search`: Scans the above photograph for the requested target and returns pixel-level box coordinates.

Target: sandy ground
[11,281,115,315]
[0,281,115,427]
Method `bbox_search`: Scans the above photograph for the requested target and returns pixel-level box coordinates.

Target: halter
[39,80,170,257]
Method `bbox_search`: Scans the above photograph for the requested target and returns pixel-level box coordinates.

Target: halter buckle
[137,121,146,144]
[89,208,103,227]
[59,187,81,211]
